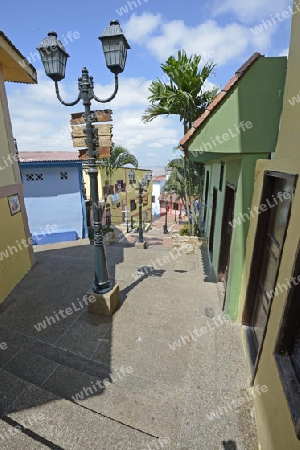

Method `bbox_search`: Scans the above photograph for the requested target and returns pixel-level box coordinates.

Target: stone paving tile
[74,413,174,450]
[7,384,94,450]
[0,343,21,369]
[0,418,50,450]
[0,233,258,449]
[91,337,111,366]
[55,312,111,359]
[3,349,58,387]
[41,363,113,412]
[101,374,186,441]
[30,341,111,381]
[0,369,28,416]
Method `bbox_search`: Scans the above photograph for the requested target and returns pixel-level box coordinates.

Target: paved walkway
[120,214,190,248]
[0,225,258,449]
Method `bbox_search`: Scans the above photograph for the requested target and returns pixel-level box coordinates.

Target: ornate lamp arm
[54,81,81,107]
[93,74,119,103]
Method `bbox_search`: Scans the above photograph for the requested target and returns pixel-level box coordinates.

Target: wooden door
[209,187,218,259]
[203,171,210,224]
[218,184,235,286]
[243,171,297,373]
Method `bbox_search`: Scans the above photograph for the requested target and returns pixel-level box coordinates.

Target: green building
[180,53,287,319]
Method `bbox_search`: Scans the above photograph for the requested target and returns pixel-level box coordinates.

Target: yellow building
[238,5,300,449]
[0,31,37,303]
[83,166,153,226]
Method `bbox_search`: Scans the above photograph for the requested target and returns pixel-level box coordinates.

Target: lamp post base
[93,280,113,295]
[87,283,120,316]
[163,225,168,234]
[135,241,147,249]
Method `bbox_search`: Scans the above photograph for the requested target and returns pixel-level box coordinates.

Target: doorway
[243,171,297,376]
[209,187,218,259]
[218,184,236,287]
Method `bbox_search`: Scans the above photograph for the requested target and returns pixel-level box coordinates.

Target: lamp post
[164,200,169,234]
[128,169,152,247]
[172,189,177,223]
[37,21,130,295]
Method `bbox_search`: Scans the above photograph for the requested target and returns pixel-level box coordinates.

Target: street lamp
[172,189,177,223]
[128,169,152,247]
[37,21,130,295]
[164,200,169,234]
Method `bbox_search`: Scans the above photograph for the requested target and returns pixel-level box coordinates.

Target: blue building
[19,152,88,244]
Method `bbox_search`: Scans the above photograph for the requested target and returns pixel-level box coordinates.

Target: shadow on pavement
[119,266,165,306]
[201,245,217,283]
[0,239,126,418]
[222,440,237,449]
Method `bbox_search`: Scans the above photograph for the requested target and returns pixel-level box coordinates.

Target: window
[130,200,136,211]
[152,195,155,203]
[275,241,300,438]
[116,180,123,192]
[26,173,43,181]
[60,172,68,180]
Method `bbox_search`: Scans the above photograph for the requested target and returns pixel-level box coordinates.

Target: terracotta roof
[19,152,80,162]
[153,175,166,181]
[180,52,262,148]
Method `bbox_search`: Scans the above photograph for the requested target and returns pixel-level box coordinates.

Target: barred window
[60,172,68,180]
[26,173,43,181]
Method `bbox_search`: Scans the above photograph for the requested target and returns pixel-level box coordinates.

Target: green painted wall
[188,57,286,160]
[225,154,269,318]
[203,154,268,319]
[187,56,287,319]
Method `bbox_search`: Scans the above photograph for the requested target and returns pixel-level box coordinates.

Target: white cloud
[278,47,289,56]
[211,0,291,23]
[124,14,276,66]
[7,75,181,167]
[123,12,162,43]
[102,77,151,109]
[7,9,289,168]
[111,108,180,151]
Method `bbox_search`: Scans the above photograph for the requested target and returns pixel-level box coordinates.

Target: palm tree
[163,163,186,204]
[163,157,204,229]
[98,144,138,197]
[142,49,218,234]
[142,49,218,134]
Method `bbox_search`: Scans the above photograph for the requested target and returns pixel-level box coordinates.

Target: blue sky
[1,0,292,170]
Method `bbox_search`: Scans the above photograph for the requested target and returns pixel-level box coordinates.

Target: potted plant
[88,226,116,245]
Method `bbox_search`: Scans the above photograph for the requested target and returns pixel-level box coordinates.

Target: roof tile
[19,152,80,162]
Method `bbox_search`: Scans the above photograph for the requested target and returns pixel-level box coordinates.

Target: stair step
[0,368,94,450]
[0,325,136,421]
[0,327,110,381]
[0,368,159,450]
